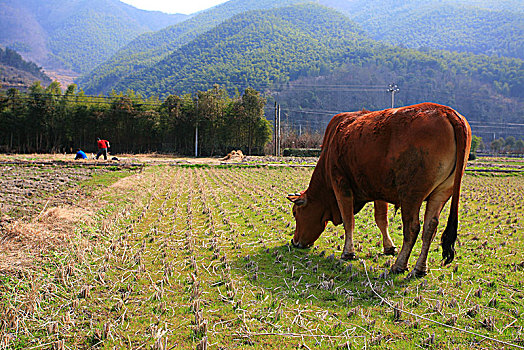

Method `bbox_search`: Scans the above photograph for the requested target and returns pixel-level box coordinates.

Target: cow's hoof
[390,264,407,274]
[408,268,427,278]
[340,252,356,261]
[383,246,397,256]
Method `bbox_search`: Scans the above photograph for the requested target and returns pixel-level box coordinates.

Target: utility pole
[388,83,399,108]
[277,104,281,156]
[278,105,282,157]
[273,102,282,156]
[274,102,278,156]
[195,124,198,157]
[194,96,198,157]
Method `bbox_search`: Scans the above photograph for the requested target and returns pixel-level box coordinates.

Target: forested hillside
[78,0,302,94]
[80,0,524,94]
[0,0,187,74]
[2,0,522,142]
[323,0,524,59]
[0,47,51,89]
[99,4,522,135]
[273,58,522,141]
[112,4,370,96]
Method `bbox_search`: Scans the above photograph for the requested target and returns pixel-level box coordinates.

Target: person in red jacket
[96,138,110,160]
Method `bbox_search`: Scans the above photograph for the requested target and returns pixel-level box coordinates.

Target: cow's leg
[374,200,396,255]
[412,187,453,277]
[332,178,356,260]
[391,202,422,274]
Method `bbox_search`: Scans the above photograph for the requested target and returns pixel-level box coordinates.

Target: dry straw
[361,260,524,349]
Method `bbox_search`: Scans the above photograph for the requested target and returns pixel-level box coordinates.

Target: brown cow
[287,103,471,277]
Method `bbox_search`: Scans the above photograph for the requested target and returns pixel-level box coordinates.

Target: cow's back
[323,103,459,206]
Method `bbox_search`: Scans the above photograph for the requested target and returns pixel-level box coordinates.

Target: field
[0,156,523,349]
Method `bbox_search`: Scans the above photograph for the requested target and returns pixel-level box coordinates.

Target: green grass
[1,165,523,349]
[78,167,136,193]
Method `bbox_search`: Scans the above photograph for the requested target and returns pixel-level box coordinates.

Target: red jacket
[97,139,109,149]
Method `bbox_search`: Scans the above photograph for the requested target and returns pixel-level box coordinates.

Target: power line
[468,121,524,127]
[3,86,521,130]
[0,94,163,107]
[285,108,341,115]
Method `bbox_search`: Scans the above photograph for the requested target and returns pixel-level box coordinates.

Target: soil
[0,161,112,274]
[0,164,107,221]
[0,152,319,166]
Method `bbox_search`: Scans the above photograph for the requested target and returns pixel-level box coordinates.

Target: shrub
[282,148,321,157]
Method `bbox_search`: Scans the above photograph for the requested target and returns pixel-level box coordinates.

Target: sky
[120,0,229,15]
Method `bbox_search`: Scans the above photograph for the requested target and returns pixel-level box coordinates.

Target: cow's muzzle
[290,238,308,249]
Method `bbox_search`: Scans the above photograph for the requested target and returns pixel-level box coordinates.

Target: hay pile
[221,150,245,162]
[0,207,93,274]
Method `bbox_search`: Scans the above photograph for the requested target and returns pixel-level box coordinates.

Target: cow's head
[286,191,329,248]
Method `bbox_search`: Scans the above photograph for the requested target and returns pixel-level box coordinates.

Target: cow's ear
[286,193,307,206]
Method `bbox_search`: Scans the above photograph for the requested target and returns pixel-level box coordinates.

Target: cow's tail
[441,109,472,266]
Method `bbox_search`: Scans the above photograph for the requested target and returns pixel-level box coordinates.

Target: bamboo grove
[0,82,271,156]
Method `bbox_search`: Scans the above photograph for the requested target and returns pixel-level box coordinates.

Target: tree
[504,136,516,152]
[197,85,229,156]
[515,139,524,154]
[240,87,267,155]
[469,135,483,160]
[44,81,66,152]
[0,85,272,155]
[27,82,48,152]
[0,88,27,152]
[490,138,504,154]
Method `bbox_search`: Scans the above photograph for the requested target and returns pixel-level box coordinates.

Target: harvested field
[0,157,522,349]
[0,206,95,274]
[0,164,106,220]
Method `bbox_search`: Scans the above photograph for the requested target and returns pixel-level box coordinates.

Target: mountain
[0,47,52,90]
[5,0,519,137]
[79,2,522,141]
[110,4,376,96]
[321,0,524,59]
[0,0,187,76]
[78,0,303,94]
[79,0,524,94]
